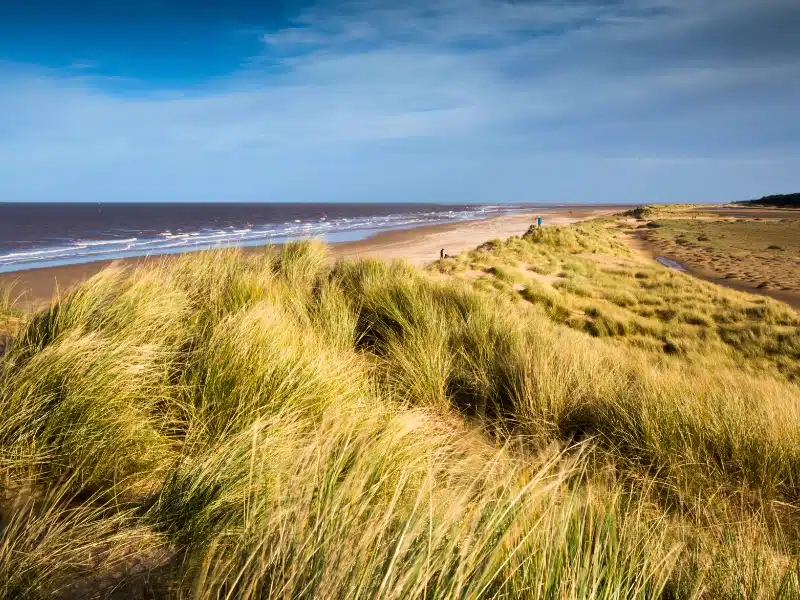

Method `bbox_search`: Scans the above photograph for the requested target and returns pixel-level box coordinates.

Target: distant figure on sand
[537,216,543,228]
[440,248,445,259]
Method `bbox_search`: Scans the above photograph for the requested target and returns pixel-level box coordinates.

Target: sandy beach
[0,205,621,306]
[332,205,617,264]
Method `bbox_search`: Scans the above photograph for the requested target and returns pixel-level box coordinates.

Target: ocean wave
[0,246,82,261]
[75,237,138,247]
[0,204,527,273]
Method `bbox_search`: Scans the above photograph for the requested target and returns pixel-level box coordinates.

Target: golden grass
[0,225,798,598]
[437,219,800,382]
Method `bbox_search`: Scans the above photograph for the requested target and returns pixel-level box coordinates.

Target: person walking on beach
[537,216,543,228]
[440,248,445,259]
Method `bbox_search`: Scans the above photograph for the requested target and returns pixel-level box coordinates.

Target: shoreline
[0,205,623,306]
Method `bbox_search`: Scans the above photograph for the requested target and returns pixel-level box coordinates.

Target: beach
[0,205,620,306]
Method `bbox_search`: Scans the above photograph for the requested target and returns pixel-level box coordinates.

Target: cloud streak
[0,0,798,202]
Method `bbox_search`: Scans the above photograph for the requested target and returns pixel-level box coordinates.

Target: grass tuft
[1,223,799,598]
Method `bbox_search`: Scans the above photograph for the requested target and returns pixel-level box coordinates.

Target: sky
[0,0,798,204]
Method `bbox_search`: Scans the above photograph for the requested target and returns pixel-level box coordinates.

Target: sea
[0,202,530,273]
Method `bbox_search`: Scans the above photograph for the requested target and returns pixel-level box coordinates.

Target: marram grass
[0,227,798,599]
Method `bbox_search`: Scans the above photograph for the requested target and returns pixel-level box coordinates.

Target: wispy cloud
[0,0,798,202]
[68,60,96,70]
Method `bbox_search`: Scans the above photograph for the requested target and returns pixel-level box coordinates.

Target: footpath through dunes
[0,215,799,598]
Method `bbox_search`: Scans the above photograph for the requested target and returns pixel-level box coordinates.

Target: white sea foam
[0,247,84,260]
[75,237,138,247]
[0,204,527,273]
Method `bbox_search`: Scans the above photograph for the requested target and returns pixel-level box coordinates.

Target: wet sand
[621,223,800,310]
[689,206,800,220]
[0,205,621,307]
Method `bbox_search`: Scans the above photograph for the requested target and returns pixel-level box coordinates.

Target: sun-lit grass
[436,218,800,381]
[0,220,799,598]
[0,284,25,355]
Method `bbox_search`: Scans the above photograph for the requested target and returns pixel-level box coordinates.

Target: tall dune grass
[0,227,798,598]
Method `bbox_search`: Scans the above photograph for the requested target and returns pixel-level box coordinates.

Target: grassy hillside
[435,218,800,381]
[1,218,799,599]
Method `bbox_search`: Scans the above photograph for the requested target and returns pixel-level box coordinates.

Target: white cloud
[0,0,798,202]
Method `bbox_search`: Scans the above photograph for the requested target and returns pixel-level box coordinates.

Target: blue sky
[0,0,798,203]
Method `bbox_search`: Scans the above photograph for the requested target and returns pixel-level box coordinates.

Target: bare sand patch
[619,214,800,309]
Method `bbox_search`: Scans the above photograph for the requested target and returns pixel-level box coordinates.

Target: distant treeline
[736,193,800,207]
